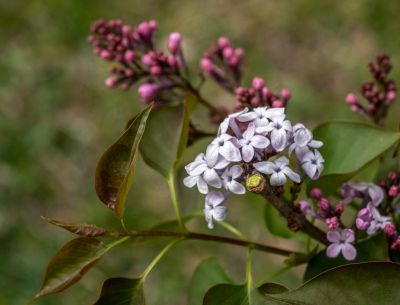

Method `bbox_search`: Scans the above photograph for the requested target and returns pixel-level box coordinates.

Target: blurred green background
[1,1,400,304]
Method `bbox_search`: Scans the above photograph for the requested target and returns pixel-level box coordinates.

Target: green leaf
[303,233,388,281]
[140,93,197,178]
[95,105,152,218]
[33,237,129,301]
[93,277,145,305]
[314,122,400,176]
[258,283,289,295]
[262,262,400,305]
[189,258,234,305]
[43,217,106,237]
[264,203,294,239]
[203,284,251,305]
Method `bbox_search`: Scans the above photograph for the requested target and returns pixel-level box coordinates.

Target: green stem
[167,175,184,230]
[246,248,253,304]
[140,238,183,280]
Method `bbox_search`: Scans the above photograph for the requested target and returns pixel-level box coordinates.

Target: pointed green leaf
[95,105,152,218]
[140,93,197,178]
[304,233,388,281]
[262,262,400,305]
[189,258,234,305]
[93,277,145,305]
[43,217,106,237]
[32,237,128,301]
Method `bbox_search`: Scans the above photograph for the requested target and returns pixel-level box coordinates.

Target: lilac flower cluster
[235,77,292,109]
[200,37,244,93]
[345,53,397,124]
[299,179,400,261]
[88,19,188,105]
[184,106,324,228]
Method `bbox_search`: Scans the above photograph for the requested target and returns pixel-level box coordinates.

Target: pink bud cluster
[88,19,187,105]
[379,169,400,199]
[345,53,397,124]
[200,37,244,92]
[235,77,291,110]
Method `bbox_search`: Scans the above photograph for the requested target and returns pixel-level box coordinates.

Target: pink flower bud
[150,65,162,75]
[137,22,151,38]
[124,50,135,62]
[335,202,345,215]
[167,32,182,55]
[235,48,244,57]
[100,50,113,60]
[200,58,214,74]
[272,100,284,108]
[350,105,359,112]
[236,86,246,95]
[222,47,234,59]
[310,187,323,199]
[262,87,271,100]
[346,93,358,106]
[167,55,178,67]
[141,54,153,66]
[105,76,119,88]
[388,185,399,197]
[367,103,375,111]
[391,236,400,250]
[388,171,397,181]
[148,20,158,31]
[326,217,339,230]
[318,197,330,213]
[384,224,396,237]
[387,91,397,102]
[280,88,291,101]
[217,37,230,49]
[138,83,158,102]
[252,77,265,91]
[122,25,132,35]
[251,97,261,107]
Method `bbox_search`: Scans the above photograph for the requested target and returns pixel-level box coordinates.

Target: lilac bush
[30,18,400,304]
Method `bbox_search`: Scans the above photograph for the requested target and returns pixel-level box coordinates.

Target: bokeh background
[1,1,400,304]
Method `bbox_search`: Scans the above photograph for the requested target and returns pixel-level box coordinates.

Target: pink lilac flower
[238,123,270,162]
[221,165,245,194]
[326,229,357,261]
[204,192,227,229]
[254,156,300,186]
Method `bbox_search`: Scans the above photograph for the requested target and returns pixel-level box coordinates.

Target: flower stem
[167,175,184,230]
[106,229,296,257]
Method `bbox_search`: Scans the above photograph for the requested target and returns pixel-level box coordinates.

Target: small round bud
[280,88,291,101]
[326,216,340,230]
[200,58,214,74]
[167,32,182,55]
[217,37,230,49]
[105,76,118,88]
[252,77,265,91]
[272,100,284,108]
[384,224,396,237]
[222,47,234,59]
[150,65,162,75]
[246,173,266,194]
[317,197,330,213]
[335,202,345,215]
[388,171,397,181]
[346,93,358,106]
[124,50,135,62]
[100,50,113,60]
[138,83,158,102]
[141,54,153,66]
[310,187,323,200]
[251,97,261,107]
[388,185,399,197]
[387,91,397,102]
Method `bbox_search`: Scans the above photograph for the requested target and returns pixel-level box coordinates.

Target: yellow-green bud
[246,173,266,194]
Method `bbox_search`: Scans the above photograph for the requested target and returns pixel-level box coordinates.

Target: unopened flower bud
[346,93,358,106]
[100,50,113,60]
[200,58,214,74]
[150,65,162,75]
[388,185,399,197]
[222,47,234,59]
[252,77,265,91]
[384,224,396,237]
[391,236,400,251]
[167,32,182,55]
[124,50,135,62]
[217,37,230,49]
[317,197,330,213]
[272,100,284,108]
[138,83,158,102]
[280,88,291,101]
[310,187,323,200]
[335,202,345,215]
[388,171,397,181]
[387,91,397,102]
[105,76,119,88]
[326,216,340,230]
[246,173,266,194]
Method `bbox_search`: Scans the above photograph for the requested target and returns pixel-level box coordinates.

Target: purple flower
[366,206,392,235]
[206,134,241,164]
[238,123,270,162]
[253,156,300,186]
[342,182,384,207]
[355,207,373,231]
[183,152,229,194]
[221,165,245,194]
[204,192,227,229]
[301,150,324,180]
[239,107,285,128]
[326,229,357,261]
[257,115,292,152]
[298,200,316,217]
[218,108,250,137]
[288,123,323,157]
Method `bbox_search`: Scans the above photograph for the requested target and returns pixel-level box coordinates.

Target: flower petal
[205,191,225,206]
[271,129,287,151]
[242,122,255,140]
[242,145,254,163]
[282,167,301,183]
[326,243,341,258]
[253,161,275,174]
[270,172,287,186]
[274,156,289,167]
[205,143,220,166]
[229,165,243,178]
[213,205,227,221]
[327,230,341,243]
[197,177,209,194]
[220,141,242,162]
[203,169,222,188]
[228,181,246,194]
[342,228,355,243]
[251,135,270,149]
[183,175,198,188]
[342,243,357,261]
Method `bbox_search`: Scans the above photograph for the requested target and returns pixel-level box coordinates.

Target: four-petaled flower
[288,123,323,158]
[257,115,292,151]
[221,165,245,194]
[326,229,357,261]
[204,192,227,229]
[366,206,392,235]
[206,133,241,164]
[183,152,228,194]
[238,123,270,162]
[301,150,324,180]
[239,107,285,128]
[254,156,300,186]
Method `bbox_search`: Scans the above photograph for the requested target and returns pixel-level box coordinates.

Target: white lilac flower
[301,150,324,180]
[204,192,227,229]
[218,107,251,137]
[326,229,356,261]
[238,107,285,128]
[253,156,300,186]
[366,206,391,235]
[206,133,241,164]
[257,115,292,152]
[238,123,270,162]
[183,151,229,194]
[288,123,323,157]
[221,165,245,194]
